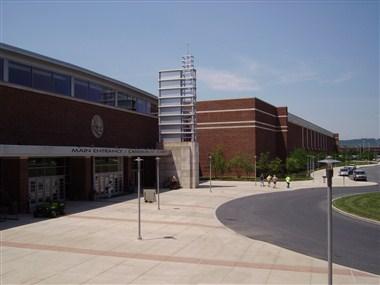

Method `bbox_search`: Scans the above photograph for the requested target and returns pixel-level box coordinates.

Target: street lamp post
[135,157,143,240]
[208,154,212,192]
[254,155,257,186]
[156,157,160,210]
[318,156,340,285]
[367,143,370,164]
[311,156,314,180]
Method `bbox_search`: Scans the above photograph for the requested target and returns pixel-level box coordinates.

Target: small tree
[286,157,300,174]
[257,152,270,175]
[211,145,227,178]
[286,148,308,173]
[242,156,254,178]
[229,153,246,178]
[269,157,282,176]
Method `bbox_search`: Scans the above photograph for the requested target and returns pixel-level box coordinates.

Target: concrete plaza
[1,166,379,284]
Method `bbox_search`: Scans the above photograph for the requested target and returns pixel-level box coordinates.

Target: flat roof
[288,113,335,137]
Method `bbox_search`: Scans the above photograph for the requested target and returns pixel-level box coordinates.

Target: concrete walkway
[1,165,379,284]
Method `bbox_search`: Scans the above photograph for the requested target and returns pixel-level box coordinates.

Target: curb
[332,195,380,226]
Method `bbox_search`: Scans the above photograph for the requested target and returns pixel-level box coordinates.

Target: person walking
[266,174,272,188]
[260,173,265,187]
[285,176,291,189]
[272,175,278,188]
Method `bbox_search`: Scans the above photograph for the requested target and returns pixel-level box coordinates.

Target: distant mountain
[340,138,380,147]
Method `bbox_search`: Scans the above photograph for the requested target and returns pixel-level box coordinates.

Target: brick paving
[1,166,379,284]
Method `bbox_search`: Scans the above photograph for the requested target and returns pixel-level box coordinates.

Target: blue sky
[0,0,378,140]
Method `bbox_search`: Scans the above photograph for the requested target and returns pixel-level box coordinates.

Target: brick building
[197,98,338,176]
[0,43,166,213]
[0,43,339,213]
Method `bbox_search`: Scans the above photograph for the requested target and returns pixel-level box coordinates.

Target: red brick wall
[198,128,255,177]
[197,98,254,111]
[0,85,159,212]
[288,122,338,154]
[197,98,338,176]
[0,85,158,148]
[197,98,285,176]
[0,158,28,212]
[288,122,303,152]
[68,158,92,201]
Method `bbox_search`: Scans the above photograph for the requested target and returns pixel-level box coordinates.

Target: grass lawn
[333,192,380,222]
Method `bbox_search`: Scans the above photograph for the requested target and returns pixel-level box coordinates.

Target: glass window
[95,157,121,173]
[118,92,131,109]
[136,98,148,113]
[117,93,136,111]
[74,79,89,100]
[0,58,3,81]
[32,68,53,92]
[28,158,66,177]
[151,103,158,115]
[146,101,151,114]
[88,83,104,103]
[131,96,136,111]
[117,92,129,109]
[53,73,71,96]
[100,90,116,106]
[8,61,32,87]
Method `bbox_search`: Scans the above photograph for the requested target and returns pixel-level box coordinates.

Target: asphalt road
[216,166,380,275]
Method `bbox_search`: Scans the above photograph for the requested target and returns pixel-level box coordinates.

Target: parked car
[33,201,65,218]
[339,167,349,176]
[353,169,367,181]
[347,165,357,175]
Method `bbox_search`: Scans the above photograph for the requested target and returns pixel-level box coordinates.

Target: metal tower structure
[158,53,197,142]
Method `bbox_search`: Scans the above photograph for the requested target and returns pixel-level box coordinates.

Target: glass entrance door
[28,158,66,211]
[28,175,65,210]
[94,157,123,199]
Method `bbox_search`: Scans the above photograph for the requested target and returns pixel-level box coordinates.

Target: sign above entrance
[0,144,171,157]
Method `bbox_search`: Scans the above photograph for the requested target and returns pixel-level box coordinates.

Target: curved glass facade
[1,56,156,115]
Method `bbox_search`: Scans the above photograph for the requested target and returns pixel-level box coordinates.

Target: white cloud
[331,72,354,84]
[199,57,353,94]
[242,57,320,85]
[278,70,319,84]
[198,67,260,92]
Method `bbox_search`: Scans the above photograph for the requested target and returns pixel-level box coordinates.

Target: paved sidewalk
[1,165,379,284]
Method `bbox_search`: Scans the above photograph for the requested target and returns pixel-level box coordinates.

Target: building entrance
[28,158,66,211]
[28,176,65,210]
[94,157,123,199]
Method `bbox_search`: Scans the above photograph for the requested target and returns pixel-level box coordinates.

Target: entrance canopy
[0,144,171,158]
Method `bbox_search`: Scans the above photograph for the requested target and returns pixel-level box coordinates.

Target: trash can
[144,189,156,203]
[323,176,326,183]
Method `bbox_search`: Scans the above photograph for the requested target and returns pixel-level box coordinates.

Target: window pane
[0,58,3,81]
[8,61,32,87]
[74,79,89,100]
[151,103,158,115]
[146,101,151,114]
[117,92,130,109]
[32,68,53,92]
[53,73,71,96]
[100,91,116,106]
[88,83,104,103]
[136,98,148,113]
[131,96,136,111]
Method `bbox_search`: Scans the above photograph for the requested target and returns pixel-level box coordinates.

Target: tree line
[209,146,333,179]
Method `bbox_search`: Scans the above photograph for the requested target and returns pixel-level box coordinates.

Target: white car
[339,167,349,176]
